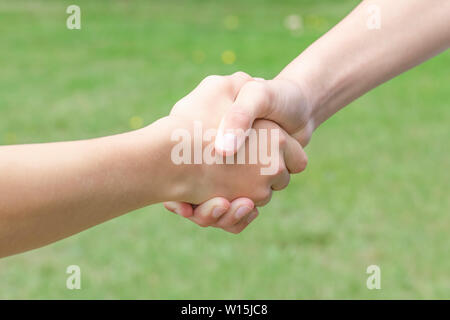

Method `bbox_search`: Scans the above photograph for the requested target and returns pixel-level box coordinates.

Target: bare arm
[215,0,450,152]
[278,0,450,133]
[0,121,179,257]
[0,73,305,258]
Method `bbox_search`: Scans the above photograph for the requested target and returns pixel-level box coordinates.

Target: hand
[162,72,307,233]
[165,197,259,234]
[214,77,314,155]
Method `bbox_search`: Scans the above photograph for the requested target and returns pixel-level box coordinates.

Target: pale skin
[169,0,450,218]
[0,72,306,258]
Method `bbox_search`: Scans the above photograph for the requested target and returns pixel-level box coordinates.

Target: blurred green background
[0,0,449,299]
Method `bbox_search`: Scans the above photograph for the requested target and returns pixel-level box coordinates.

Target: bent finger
[164,201,194,218]
[271,166,291,191]
[223,208,259,234]
[283,135,308,174]
[215,81,273,156]
[187,197,231,227]
[214,197,255,228]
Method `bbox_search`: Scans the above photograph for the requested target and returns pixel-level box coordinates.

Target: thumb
[215,80,272,156]
[215,78,309,155]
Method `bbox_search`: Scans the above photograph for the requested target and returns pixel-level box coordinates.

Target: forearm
[0,118,178,257]
[277,0,450,130]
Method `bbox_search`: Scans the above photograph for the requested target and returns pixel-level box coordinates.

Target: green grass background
[0,0,449,299]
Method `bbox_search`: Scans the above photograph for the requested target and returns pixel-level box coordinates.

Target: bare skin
[217,0,450,149]
[0,73,306,258]
[169,0,450,218]
[3,0,449,257]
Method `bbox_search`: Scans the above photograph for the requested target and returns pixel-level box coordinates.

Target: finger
[223,208,259,234]
[215,80,272,156]
[271,165,290,191]
[253,188,273,207]
[194,72,252,100]
[214,197,255,228]
[226,71,253,98]
[283,134,308,174]
[215,79,310,156]
[187,197,230,227]
[164,201,194,218]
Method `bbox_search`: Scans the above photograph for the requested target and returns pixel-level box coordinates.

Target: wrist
[274,70,318,146]
[91,119,180,208]
[127,116,198,204]
[276,46,345,138]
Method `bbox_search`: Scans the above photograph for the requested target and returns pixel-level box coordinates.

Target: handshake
[2,0,445,257]
[147,72,312,234]
[0,70,318,257]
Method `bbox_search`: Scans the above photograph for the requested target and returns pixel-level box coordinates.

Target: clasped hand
[162,72,309,234]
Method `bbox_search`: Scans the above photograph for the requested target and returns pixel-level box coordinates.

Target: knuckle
[196,220,210,228]
[273,173,290,191]
[203,75,219,82]
[232,71,251,79]
[254,188,272,206]
[263,188,273,199]
[170,100,183,114]
[298,156,308,172]
[274,163,287,177]
[201,75,225,87]
[292,154,308,174]
[228,227,242,234]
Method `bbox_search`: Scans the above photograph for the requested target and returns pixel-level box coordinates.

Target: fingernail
[222,133,237,151]
[212,207,226,219]
[235,206,252,220]
[165,203,177,214]
[247,211,258,223]
[171,205,182,215]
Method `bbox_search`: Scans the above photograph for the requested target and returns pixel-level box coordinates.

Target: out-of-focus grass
[0,0,448,299]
